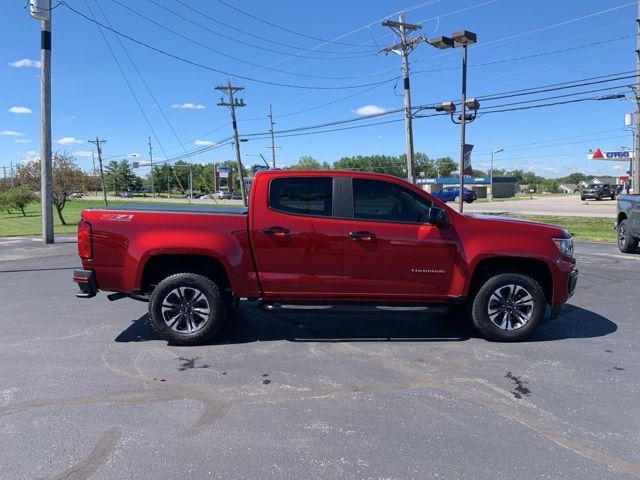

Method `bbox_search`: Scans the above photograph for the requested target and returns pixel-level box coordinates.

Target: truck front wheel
[471,273,545,341]
[148,273,228,345]
[618,219,639,253]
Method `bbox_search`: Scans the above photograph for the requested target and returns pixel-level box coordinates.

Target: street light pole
[428,30,478,213]
[490,148,504,201]
[458,43,468,213]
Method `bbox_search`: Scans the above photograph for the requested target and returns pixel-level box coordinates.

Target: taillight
[77,219,93,259]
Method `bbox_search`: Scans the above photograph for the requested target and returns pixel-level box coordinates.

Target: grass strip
[518,215,616,242]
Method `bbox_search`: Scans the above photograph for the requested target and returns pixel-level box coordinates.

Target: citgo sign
[588,148,635,160]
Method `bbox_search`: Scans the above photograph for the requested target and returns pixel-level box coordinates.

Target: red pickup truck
[73,170,578,344]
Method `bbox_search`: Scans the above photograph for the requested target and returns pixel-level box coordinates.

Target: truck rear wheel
[618,219,639,253]
[148,273,228,345]
[470,273,545,342]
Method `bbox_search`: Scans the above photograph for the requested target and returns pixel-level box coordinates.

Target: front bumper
[581,192,601,199]
[550,267,578,319]
[73,269,97,298]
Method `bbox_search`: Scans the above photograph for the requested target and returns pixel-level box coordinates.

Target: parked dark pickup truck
[581,183,616,201]
[73,170,578,345]
[616,193,640,252]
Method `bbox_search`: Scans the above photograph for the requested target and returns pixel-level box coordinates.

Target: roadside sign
[588,148,635,160]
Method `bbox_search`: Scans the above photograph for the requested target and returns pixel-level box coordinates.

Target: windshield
[586,184,601,189]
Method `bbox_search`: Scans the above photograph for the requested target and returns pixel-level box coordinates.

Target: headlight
[552,237,574,257]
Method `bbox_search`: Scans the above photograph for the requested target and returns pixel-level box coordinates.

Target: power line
[480,83,632,109]
[475,2,636,51]
[171,0,374,54]
[210,0,373,48]
[80,0,170,167]
[412,35,635,72]
[146,0,373,59]
[480,95,622,115]
[91,0,194,175]
[108,0,379,79]
[61,2,399,91]
[478,71,639,101]
[252,0,440,73]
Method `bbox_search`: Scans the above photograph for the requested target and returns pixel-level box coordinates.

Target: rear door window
[269,177,333,217]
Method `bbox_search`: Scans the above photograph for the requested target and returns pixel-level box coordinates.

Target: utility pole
[91,150,98,197]
[634,0,640,192]
[89,138,108,207]
[267,104,279,169]
[10,162,15,187]
[28,0,54,243]
[2,166,6,185]
[381,13,422,184]
[147,136,155,197]
[216,80,248,207]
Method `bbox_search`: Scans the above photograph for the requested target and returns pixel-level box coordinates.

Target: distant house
[578,177,618,189]
[557,183,577,193]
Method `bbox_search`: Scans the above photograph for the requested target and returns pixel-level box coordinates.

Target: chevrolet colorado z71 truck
[616,193,640,253]
[73,170,578,345]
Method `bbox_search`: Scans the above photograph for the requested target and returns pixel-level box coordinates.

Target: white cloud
[612,165,622,170]
[56,137,83,145]
[20,150,39,163]
[9,58,41,68]
[0,130,24,136]
[544,167,559,173]
[72,150,94,158]
[172,102,206,110]
[353,105,389,116]
[9,106,32,114]
[195,139,215,146]
[62,115,77,121]
[15,139,30,144]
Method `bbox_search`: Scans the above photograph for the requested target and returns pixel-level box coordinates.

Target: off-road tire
[148,273,228,346]
[470,272,545,342]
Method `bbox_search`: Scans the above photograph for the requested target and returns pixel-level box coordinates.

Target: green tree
[412,152,437,179]
[558,172,586,185]
[0,189,12,214]
[3,186,38,216]
[104,159,141,194]
[434,157,457,177]
[52,152,87,225]
[333,154,404,177]
[541,178,560,193]
[14,152,90,223]
[290,155,321,170]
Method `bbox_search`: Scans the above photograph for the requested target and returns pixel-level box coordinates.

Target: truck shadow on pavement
[115,302,616,345]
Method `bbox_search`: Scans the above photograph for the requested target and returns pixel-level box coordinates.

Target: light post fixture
[490,148,504,201]
[428,30,478,213]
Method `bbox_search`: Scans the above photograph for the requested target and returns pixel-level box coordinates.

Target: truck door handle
[348,231,376,241]
[263,226,290,237]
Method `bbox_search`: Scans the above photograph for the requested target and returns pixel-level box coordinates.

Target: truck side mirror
[427,206,447,227]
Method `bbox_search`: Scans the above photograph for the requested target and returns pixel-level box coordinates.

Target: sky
[1,0,638,179]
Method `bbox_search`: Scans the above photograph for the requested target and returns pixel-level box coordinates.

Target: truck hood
[463,213,569,237]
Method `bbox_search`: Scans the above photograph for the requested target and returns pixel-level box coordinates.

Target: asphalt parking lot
[465,194,617,217]
[0,236,639,479]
